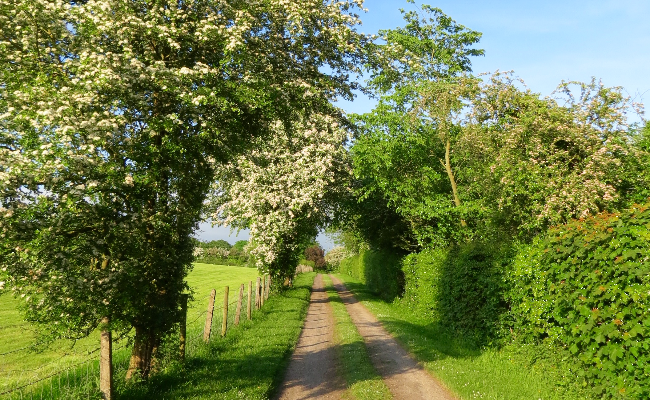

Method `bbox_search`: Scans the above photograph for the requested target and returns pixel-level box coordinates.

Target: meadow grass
[321,274,392,400]
[117,272,316,400]
[0,263,260,398]
[334,273,591,400]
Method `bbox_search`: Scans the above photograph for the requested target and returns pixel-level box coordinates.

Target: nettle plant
[508,203,650,398]
[1,0,366,379]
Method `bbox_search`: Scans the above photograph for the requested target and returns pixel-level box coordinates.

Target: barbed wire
[0,344,34,357]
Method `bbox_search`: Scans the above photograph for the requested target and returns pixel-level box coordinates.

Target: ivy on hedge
[507,203,650,398]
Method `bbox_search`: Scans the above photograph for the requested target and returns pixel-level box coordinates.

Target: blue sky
[196,0,650,249]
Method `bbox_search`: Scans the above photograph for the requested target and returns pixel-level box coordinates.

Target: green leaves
[507,203,650,398]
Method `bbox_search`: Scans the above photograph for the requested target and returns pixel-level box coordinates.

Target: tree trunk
[440,138,467,227]
[125,326,159,381]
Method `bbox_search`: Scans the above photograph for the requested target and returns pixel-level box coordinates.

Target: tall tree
[0,0,366,378]
[207,113,352,282]
[349,4,484,248]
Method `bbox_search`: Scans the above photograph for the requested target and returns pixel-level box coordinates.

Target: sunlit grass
[334,273,591,400]
[0,263,260,398]
[119,272,316,400]
[321,274,392,400]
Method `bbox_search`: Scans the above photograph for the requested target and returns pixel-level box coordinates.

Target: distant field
[0,263,259,396]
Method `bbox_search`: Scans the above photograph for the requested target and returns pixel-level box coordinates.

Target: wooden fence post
[221,286,229,337]
[179,294,188,361]
[261,274,266,307]
[235,284,244,325]
[247,280,252,320]
[99,317,113,400]
[265,275,271,300]
[203,289,216,342]
[255,277,261,309]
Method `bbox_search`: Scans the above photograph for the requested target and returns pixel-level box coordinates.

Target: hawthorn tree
[346,4,647,249]
[461,74,648,238]
[0,0,366,379]
[207,113,352,282]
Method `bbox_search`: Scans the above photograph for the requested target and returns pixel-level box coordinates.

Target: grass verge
[321,274,392,400]
[0,264,261,399]
[117,272,316,400]
[334,273,591,400]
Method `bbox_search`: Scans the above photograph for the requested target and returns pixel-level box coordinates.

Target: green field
[121,272,315,399]
[0,263,260,397]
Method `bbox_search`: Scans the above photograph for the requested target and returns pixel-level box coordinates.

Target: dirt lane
[276,274,345,400]
[329,275,456,400]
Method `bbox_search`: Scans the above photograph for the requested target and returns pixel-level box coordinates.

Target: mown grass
[116,272,316,400]
[334,273,592,400]
[321,274,392,400]
[0,263,260,398]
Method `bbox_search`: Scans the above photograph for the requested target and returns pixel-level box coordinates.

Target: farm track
[277,273,456,400]
[329,274,456,400]
[276,274,346,400]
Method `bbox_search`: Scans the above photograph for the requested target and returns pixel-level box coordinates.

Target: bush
[401,242,512,341]
[324,246,348,270]
[304,245,326,269]
[507,203,650,398]
[338,248,404,301]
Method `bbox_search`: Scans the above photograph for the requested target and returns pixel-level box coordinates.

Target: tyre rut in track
[329,274,456,400]
[276,274,345,400]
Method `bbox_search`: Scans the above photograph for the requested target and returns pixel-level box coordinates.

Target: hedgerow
[507,203,650,398]
[400,242,512,341]
[338,249,404,301]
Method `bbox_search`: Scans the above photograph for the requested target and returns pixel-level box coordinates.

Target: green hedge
[338,248,403,301]
[401,242,512,341]
[507,203,650,398]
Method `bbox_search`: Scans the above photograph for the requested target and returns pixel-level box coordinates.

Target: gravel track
[330,274,456,400]
[276,274,345,400]
[277,273,456,400]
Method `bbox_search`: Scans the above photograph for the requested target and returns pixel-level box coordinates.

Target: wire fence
[0,335,132,400]
[0,276,273,400]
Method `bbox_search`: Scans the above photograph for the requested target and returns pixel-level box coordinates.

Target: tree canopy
[0,0,367,378]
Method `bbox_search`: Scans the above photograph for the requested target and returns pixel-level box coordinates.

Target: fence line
[1,274,276,399]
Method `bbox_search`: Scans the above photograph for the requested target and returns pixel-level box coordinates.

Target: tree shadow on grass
[339,279,483,364]
[117,287,312,400]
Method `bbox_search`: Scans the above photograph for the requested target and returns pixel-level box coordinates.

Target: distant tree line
[192,239,251,267]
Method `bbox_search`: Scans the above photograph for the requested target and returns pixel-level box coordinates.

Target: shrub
[304,245,326,269]
[507,203,650,398]
[338,248,404,301]
[401,242,512,341]
[324,246,348,270]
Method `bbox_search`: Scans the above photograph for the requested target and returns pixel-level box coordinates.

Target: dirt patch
[276,274,345,400]
[329,275,456,400]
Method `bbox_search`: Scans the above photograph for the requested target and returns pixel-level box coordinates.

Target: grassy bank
[118,272,316,399]
[0,263,260,398]
[321,274,391,400]
[334,273,591,400]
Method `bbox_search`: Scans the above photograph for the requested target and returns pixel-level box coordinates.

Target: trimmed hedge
[338,248,404,301]
[401,242,512,341]
[507,203,650,398]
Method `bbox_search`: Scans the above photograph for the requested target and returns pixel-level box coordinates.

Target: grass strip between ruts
[321,274,392,400]
[117,272,316,400]
[333,273,591,400]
